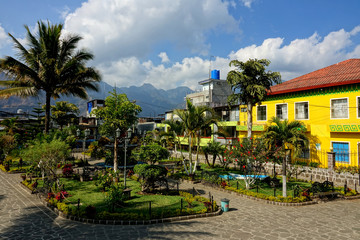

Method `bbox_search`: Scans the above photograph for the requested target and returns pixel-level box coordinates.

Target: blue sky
[1,0,360,90]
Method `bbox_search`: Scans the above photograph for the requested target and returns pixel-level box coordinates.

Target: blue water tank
[211,70,220,79]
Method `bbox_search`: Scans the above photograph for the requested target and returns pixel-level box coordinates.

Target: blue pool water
[219,174,268,180]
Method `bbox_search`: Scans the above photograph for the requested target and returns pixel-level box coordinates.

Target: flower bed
[22,177,218,222]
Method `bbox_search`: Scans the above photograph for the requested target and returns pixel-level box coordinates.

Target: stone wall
[171,151,360,189]
[264,164,360,189]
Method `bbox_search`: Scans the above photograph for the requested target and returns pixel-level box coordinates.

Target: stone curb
[19,181,222,225]
[182,179,318,207]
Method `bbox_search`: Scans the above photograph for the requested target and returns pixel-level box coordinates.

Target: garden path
[1,169,360,239]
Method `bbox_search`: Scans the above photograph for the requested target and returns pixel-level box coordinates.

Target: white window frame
[331,141,351,164]
[330,97,349,119]
[357,96,360,119]
[256,105,267,121]
[294,101,309,120]
[275,103,288,120]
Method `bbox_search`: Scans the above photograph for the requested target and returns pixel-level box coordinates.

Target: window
[332,142,349,163]
[299,147,310,159]
[230,107,239,121]
[240,107,247,112]
[257,105,267,121]
[357,97,360,118]
[331,98,348,119]
[276,104,288,120]
[295,102,309,120]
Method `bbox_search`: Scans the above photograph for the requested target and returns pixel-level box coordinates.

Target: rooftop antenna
[209,56,215,79]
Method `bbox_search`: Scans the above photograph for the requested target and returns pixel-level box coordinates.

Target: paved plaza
[1,170,360,240]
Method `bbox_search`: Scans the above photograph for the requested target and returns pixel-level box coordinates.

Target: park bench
[311,180,338,200]
[262,176,280,188]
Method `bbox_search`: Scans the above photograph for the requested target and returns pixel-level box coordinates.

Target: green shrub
[134,164,168,192]
[134,143,169,164]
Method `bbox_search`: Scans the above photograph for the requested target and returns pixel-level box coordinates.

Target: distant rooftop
[270,59,360,95]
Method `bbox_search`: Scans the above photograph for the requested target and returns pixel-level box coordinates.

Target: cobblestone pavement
[1,170,360,240]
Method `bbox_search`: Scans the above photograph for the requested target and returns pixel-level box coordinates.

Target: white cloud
[229,26,360,80]
[95,26,360,91]
[98,56,230,90]
[59,6,71,20]
[240,0,255,8]
[158,52,170,63]
[63,0,239,62]
[61,1,360,90]
[0,24,9,48]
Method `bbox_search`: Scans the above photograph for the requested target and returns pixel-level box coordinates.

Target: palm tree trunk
[114,139,118,172]
[247,102,253,138]
[44,93,51,133]
[282,155,287,197]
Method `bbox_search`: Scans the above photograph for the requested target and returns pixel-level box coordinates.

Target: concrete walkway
[1,169,360,239]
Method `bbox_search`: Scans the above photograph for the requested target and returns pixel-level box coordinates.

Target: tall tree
[93,90,142,172]
[164,118,185,159]
[0,21,101,133]
[263,117,309,197]
[174,99,217,175]
[227,59,281,138]
[50,101,79,130]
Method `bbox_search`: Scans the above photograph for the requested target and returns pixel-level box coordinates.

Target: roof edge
[269,78,360,96]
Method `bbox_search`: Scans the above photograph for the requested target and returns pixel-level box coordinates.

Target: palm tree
[50,101,79,130]
[263,117,309,197]
[202,141,225,167]
[0,117,19,135]
[164,118,185,159]
[174,99,217,174]
[227,59,281,138]
[0,21,101,133]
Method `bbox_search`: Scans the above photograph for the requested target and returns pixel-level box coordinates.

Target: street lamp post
[124,128,132,189]
[115,128,121,172]
[77,129,90,161]
[84,129,90,161]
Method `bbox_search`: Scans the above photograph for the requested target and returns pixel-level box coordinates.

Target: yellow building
[238,59,360,168]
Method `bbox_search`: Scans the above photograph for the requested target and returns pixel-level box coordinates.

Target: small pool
[95,162,113,168]
[219,173,268,180]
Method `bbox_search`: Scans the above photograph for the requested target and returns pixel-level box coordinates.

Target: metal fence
[294,150,359,168]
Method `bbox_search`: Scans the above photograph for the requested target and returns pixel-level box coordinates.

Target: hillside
[0,80,193,117]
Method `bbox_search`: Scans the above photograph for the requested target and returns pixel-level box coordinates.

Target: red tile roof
[269,59,360,95]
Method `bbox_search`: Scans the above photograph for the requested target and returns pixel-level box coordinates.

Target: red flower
[248,151,250,154]
[243,165,246,169]
[224,149,227,153]
[230,151,233,154]
[235,159,238,162]
[224,159,227,162]
[266,157,269,159]
[240,144,243,147]
[254,157,256,160]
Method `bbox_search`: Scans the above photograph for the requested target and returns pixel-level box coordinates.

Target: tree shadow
[0,194,5,203]
[1,204,216,239]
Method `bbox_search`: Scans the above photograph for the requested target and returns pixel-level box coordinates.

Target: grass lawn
[32,177,208,219]
[226,178,312,197]
[173,163,313,198]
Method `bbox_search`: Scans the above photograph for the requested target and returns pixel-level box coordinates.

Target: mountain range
[0,77,193,117]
